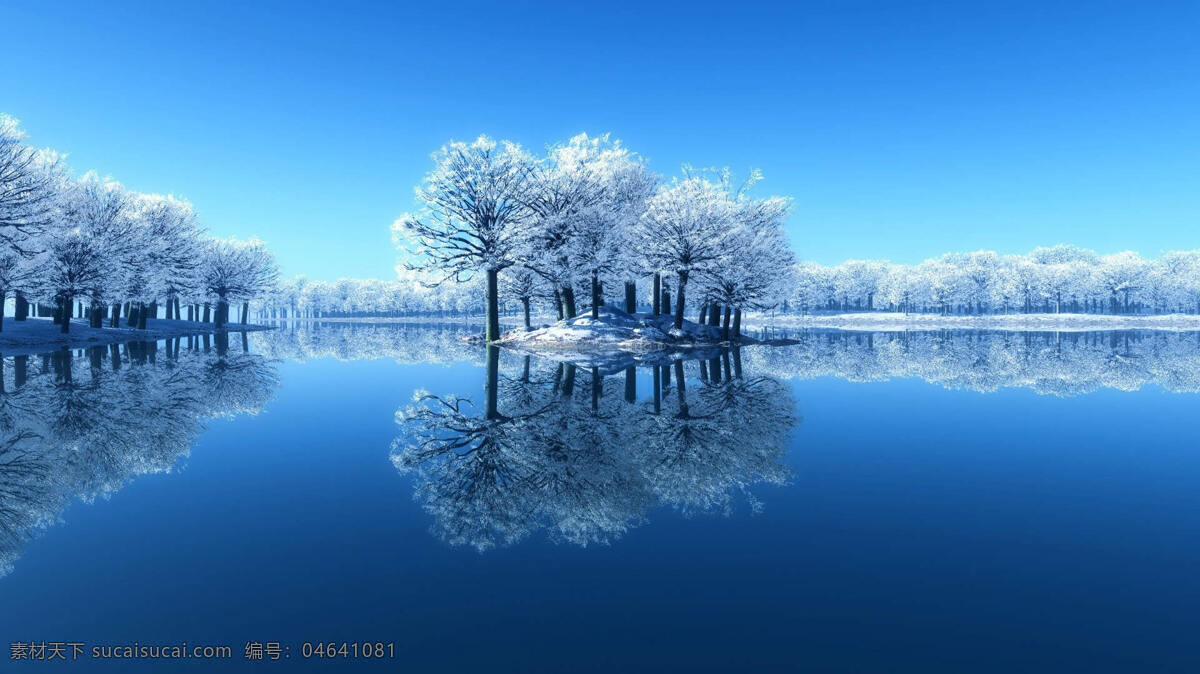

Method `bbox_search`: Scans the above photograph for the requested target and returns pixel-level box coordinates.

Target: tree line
[0,114,280,334]
[791,246,1200,316]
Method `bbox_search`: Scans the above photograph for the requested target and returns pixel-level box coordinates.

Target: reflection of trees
[392,347,798,551]
[745,330,1200,395]
[0,339,279,578]
[253,321,485,366]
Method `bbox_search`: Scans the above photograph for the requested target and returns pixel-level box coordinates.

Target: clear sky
[3,0,1198,279]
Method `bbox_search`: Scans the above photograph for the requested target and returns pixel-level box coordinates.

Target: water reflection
[392,346,799,551]
[748,329,1200,395]
[0,335,278,577]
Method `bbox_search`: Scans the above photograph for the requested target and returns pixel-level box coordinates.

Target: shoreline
[0,318,272,357]
[742,312,1200,333]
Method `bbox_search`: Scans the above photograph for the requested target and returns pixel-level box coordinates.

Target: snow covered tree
[0,115,61,254]
[636,176,733,329]
[201,237,280,328]
[394,136,536,341]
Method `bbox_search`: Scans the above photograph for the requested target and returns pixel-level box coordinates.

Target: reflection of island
[745,330,1200,395]
[391,347,798,551]
[0,335,278,578]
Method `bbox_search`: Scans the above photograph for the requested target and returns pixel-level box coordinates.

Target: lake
[1,325,1198,672]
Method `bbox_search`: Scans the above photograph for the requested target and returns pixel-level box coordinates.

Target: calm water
[2,325,1199,672]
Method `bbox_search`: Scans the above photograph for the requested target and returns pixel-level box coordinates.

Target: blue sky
[3,0,1198,279]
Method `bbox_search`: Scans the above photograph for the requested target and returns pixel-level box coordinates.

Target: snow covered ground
[0,317,270,356]
[494,306,735,368]
[740,312,1200,332]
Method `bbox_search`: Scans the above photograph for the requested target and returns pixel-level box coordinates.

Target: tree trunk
[215,292,228,329]
[698,304,707,324]
[522,297,531,329]
[203,302,211,323]
[0,289,5,332]
[485,268,500,342]
[591,271,600,320]
[674,271,687,330]
[554,289,564,320]
[14,292,27,321]
[60,294,71,333]
[562,285,577,319]
[732,307,742,341]
[624,281,636,314]
[110,302,120,328]
[708,302,721,327]
[652,273,661,316]
[241,302,249,324]
[662,290,671,317]
[722,305,731,340]
[138,302,148,329]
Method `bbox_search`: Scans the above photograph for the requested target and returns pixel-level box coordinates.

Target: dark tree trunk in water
[674,360,687,416]
[484,347,500,417]
[562,285,577,319]
[652,273,661,316]
[591,272,600,319]
[673,271,687,330]
[485,268,500,342]
[624,281,637,314]
[722,306,731,340]
[732,308,742,341]
[14,292,27,321]
[591,367,601,412]
[14,355,26,388]
[521,297,531,329]
[561,363,576,396]
[652,366,661,414]
[624,366,636,403]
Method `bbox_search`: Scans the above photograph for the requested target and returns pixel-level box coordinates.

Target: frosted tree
[636,177,733,329]
[0,115,61,253]
[394,136,536,341]
[700,192,793,338]
[201,237,280,328]
[44,174,136,333]
[523,134,636,320]
[135,193,203,325]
